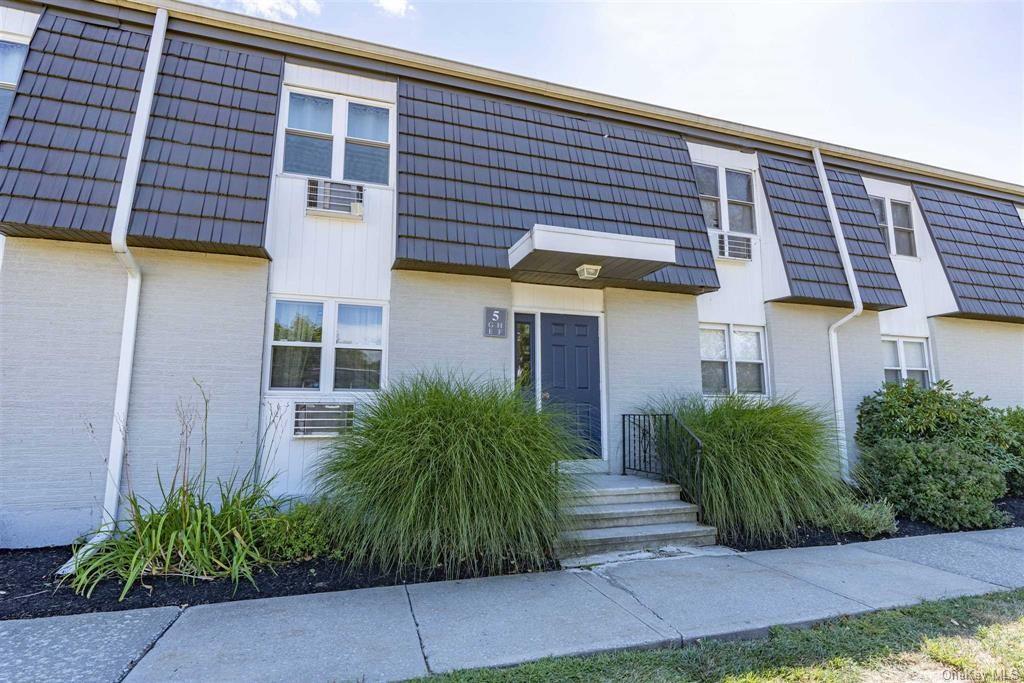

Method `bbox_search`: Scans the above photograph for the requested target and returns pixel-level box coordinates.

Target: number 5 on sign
[484,307,508,338]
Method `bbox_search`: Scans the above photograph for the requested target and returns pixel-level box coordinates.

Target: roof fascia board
[21,0,1024,204]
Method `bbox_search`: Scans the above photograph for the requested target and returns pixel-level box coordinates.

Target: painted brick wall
[0,239,125,546]
[121,247,268,505]
[929,317,1024,408]
[605,288,700,474]
[765,303,884,468]
[0,239,268,547]
[388,270,513,381]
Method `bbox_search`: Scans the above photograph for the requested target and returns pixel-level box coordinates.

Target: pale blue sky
[207,0,1024,184]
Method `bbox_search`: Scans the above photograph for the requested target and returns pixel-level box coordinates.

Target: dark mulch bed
[0,547,558,621]
[727,495,1024,552]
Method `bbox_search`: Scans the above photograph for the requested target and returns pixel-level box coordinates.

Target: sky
[202,0,1024,184]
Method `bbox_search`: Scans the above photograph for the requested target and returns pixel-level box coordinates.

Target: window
[514,313,535,393]
[268,298,386,393]
[334,304,383,390]
[694,164,755,234]
[883,337,930,387]
[891,200,916,257]
[726,170,755,234]
[870,194,917,258]
[869,195,887,242]
[282,93,392,185]
[270,300,324,389]
[284,93,333,177]
[344,102,390,185]
[0,41,27,130]
[695,164,720,230]
[700,324,767,395]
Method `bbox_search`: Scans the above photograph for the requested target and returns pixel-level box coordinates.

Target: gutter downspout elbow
[59,9,168,575]
[813,147,863,481]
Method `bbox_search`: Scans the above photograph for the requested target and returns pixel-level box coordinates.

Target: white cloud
[210,0,322,21]
[373,0,411,17]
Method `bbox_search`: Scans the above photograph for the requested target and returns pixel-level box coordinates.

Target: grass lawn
[433,589,1024,682]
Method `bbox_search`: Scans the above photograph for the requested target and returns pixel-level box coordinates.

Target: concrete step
[566,481,682,507]
[559,521,718,555]
[565,500,699,529]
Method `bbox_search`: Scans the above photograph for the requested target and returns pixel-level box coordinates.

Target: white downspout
[812,147,863,480]
[59,9,168,575]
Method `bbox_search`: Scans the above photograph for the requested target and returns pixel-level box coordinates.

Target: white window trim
[869,194,918,260]
[694,163,757,235]
[882,335,931,386]
[278,86,395,189]
[264,294,389,397]
[724,168,756,235]
[334,302,386,391]
[700,323,770,397]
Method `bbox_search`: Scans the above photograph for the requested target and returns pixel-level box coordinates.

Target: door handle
[541,391,550,400]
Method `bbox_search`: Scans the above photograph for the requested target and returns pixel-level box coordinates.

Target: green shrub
[314,373,584,578]
[856,380,1016,474]
[69,466,284,600]
[258,501,332,562]
[855,439,1006,530]
[820,498,897,539]
[650,394,845,545]
[1001,407,1024,496]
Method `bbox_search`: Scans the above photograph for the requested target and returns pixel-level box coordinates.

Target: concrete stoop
[559,474,717,558]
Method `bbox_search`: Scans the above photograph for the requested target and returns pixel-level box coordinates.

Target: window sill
[277,172,393,191]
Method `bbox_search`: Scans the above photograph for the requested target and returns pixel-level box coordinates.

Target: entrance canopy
[508,224,678,288]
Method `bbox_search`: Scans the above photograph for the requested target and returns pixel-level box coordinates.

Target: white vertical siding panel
[0,6,39,42]
[283,62,397,104]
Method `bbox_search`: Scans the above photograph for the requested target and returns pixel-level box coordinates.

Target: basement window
[883,337,930,387]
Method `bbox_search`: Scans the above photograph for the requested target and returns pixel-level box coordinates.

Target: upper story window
[883,336,930,387]
[694,164,755,234]
[0,41,28,130]
[282,91,391,186]
[284,93,333,178]
[345,103,389,185]
[891,201,916,257]
[869,195,917,258]
[700,324,767,396]
[269,298,385,392]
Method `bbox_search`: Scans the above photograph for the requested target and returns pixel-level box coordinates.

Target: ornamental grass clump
[314,373,584,578]
[650,394,845,545]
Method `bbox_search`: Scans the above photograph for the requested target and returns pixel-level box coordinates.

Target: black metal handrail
[622,413,703,520]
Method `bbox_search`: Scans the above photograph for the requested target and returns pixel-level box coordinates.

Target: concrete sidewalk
[4,528,1024,682]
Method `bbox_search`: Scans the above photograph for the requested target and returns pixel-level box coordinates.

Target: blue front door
[540,314,602,457]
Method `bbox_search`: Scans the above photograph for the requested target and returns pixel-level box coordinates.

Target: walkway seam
[116,606,185,683]
[580,569,682,642]
[404,585,433,676]
[739,554,878,611]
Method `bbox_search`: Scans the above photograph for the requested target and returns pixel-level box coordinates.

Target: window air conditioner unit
[306,179,365,219]
[716,232,753,261]
[293,402,355,438]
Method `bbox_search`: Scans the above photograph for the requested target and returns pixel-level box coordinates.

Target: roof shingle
[758,154,905,310]
[0,12,147,236]
[914,185,1024,322]
[396,82,719,293]
[128,37,282,249]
